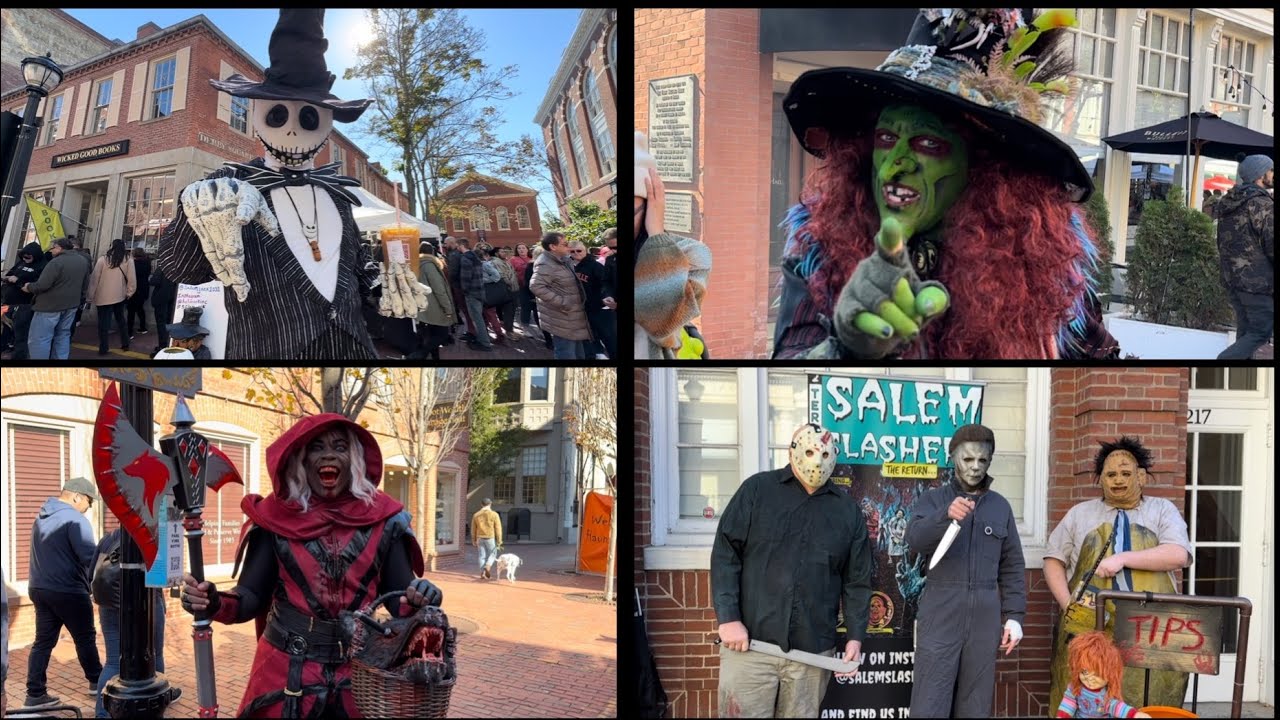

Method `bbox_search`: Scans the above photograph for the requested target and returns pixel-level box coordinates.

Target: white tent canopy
[350,186,440,239]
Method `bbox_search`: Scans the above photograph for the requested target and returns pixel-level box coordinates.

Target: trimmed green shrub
[1082,190,1114,302]
[1126,185,1232,330]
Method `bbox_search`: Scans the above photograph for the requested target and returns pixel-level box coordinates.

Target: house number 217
[1187,408,1212,425]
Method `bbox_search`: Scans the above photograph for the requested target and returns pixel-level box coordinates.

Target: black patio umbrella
[1103,111,1274,193]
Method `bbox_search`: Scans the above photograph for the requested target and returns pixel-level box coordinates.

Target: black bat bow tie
[222,161,363,206]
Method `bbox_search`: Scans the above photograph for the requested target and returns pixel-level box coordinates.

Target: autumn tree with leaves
[563,368,617,601]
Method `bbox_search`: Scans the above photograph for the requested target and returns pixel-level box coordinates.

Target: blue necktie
[1112,510,1134,592]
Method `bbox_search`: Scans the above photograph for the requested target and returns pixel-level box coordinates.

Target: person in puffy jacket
[529,232,592,359]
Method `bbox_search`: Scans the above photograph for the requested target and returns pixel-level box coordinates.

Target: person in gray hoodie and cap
[905,424,1025,718]
[23,477,104,708]
[24,237,93,360]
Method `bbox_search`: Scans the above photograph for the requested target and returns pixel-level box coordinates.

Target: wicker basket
[347,591,457,718]
[351,650,455,718]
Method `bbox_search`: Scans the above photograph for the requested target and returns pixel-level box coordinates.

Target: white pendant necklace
[283,184,321,260]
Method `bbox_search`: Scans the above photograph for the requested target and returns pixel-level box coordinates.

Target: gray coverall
[905,474,1026,717]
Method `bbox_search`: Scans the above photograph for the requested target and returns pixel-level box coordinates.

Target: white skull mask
[789,424,838,489]
[253,99,333,167]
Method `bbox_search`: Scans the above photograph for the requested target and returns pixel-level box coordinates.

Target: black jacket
[156,159,377,359]
[711,466,873,653]
[131,256,152,303]
[574,257,606,314]
[149,266,177,311]
[3,241,44,305]
[459,250,484,298]
[604,253,617,300]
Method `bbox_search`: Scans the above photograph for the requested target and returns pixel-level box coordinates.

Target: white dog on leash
[494,553,522,583]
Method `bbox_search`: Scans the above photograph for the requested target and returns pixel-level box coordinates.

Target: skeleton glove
[180,178,280,302]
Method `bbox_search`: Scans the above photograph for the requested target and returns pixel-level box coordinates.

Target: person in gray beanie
[1215,154,1273,359]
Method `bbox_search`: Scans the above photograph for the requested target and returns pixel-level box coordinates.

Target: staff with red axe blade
[161,393,243,718]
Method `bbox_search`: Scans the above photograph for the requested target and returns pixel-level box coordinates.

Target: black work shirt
[711,466,872,653]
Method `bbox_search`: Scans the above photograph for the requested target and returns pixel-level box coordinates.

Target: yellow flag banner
[25,195,65,250]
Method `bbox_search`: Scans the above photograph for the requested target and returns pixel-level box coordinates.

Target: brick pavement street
[4,543,617,718]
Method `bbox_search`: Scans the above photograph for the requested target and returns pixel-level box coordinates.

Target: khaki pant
[717,644,833,718]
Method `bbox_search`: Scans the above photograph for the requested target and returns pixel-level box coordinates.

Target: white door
[1182,367,1272,704]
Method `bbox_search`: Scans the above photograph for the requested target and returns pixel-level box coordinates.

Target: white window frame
[1136,12,1190,119]
[583,72,615,175]
[230,94,250,134]
[471,204,490,232]
[435,461,463,552]
[151,56,177,120]
[90,77,113,135]
[516,205,531,230]
[466,184,487,194]
[553,121,575,194]
[41,94,64,146]
[567,102,592,188]
[1211,32,1257,125]
[2,411,84,595]
[520,446,550,506]
[453,217,466,233]
[496,206,510,231]
[646,368,1051,570]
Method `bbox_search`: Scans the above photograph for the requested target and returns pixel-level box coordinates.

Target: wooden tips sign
[1112,600,1223,675]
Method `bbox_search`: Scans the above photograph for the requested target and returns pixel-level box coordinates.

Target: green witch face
[871,105,970,239]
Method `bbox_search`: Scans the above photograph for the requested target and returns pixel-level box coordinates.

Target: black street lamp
[0,53,63,244]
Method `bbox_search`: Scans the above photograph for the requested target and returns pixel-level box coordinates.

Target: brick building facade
[0,11,409,268]
[535,8,618,219]
[634,367,1275,716]
[1,368,469,648]
[435,173,543,249]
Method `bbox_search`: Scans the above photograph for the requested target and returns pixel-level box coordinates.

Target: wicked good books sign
[811,373,984,717]
[52,140,130,168]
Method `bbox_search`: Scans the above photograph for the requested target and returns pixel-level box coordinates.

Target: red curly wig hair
[796,122,1094,358]
[1067,631,1126,706]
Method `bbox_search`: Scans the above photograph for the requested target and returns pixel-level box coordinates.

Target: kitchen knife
[928,519,962,570]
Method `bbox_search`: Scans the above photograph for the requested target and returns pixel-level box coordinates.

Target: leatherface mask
[952,441,992,489]
[872,104,969,241]
[254,99,333,168]
[789,423,838,489]
[1101,450,1146,510]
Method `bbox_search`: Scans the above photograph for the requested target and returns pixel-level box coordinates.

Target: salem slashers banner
[807,374,984,719]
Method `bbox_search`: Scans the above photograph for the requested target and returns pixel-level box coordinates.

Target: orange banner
[576,490,613,574]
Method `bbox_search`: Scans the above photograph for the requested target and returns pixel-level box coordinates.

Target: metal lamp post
[0,52,63,242]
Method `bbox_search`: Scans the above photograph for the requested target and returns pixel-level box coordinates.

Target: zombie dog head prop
[789,423,839,489]
[776,9,1117,360]
[211,9,372,167]
[1093,436,1154,510]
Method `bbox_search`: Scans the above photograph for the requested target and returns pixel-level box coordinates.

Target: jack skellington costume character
[157,8,378,359]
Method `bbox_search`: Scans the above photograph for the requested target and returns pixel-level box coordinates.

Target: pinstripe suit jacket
[156,162,378,360]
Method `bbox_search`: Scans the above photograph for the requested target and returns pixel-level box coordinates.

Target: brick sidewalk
[4,544,616,718]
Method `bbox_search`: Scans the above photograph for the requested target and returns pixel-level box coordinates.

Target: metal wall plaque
[647,75,696,183]
[665,191,695,234]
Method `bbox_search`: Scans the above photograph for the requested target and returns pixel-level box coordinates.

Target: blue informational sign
[807,373,985,468]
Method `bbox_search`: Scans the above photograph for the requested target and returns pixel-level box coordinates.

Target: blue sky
[63,8,581,218]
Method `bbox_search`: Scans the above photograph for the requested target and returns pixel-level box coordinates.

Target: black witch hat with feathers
[784,8,1092,201]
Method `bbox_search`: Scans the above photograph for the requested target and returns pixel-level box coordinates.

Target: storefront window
[1210,34,1256,126]
[436,468,458,546]
[1135,13,1190,129]
[122,173,176,253]
[1043,9,1116,191]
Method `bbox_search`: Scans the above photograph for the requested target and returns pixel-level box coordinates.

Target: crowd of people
[2,228,618,361]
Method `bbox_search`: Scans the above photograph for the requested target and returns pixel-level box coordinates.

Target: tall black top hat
[209,8,372,123]
[784,8,1093,202]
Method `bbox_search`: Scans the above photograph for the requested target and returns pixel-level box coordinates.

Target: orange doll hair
[1067,631,1126,705]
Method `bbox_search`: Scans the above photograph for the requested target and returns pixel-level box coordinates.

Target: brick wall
[635,9,772,358]
[637,367,1193,717]
[438,177,543,246]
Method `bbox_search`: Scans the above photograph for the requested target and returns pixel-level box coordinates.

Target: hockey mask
[1101,450,1146,510]
[254,99,332,168]
[952,441,992,489]
[789,423,838,489]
